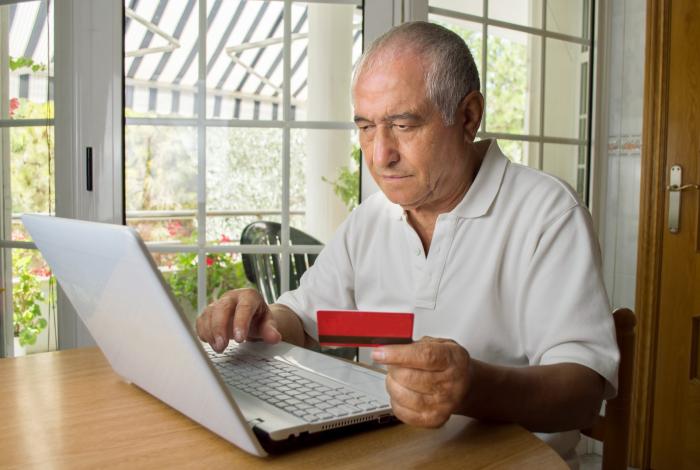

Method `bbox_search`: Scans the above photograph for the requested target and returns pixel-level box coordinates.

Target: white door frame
[54,0,123,349]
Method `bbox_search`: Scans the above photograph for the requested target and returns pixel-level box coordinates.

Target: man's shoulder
[501,160,581,213]
[352,191,399,220]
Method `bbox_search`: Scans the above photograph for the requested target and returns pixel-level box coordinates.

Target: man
[196,22,618,465]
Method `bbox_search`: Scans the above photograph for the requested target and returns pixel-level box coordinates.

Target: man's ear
[457,90,484,142]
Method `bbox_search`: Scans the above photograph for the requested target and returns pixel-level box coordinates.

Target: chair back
[240,221,321,304]
[582,307,636,470]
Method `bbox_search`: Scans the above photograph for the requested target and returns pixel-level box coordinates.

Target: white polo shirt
[277,140,618,459]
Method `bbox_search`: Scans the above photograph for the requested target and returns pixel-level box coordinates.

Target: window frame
[124,0,371,316]
[414,0,596,205]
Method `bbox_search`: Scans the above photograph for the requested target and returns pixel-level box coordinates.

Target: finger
[210,297,237,351]
[231,291,265,342]
[258,314,281,344]
[197,307,215,345]
[386,372,435,409]
[387,366,437,395]
[195,312,207,342]
[390,398,448,428]
[372,340,450,371]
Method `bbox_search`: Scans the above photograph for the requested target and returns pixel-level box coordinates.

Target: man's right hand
[195,288,282,353]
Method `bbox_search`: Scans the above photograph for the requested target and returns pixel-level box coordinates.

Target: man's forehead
[352,54,432,115]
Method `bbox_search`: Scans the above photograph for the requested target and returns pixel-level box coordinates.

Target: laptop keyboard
[208,347,387,423]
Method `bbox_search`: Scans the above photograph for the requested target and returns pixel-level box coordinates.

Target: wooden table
[0,348,567,469]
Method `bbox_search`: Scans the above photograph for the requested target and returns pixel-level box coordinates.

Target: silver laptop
[23,214,394,457]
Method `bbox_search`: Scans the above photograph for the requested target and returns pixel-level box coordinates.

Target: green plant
[164,238,253,320]
[9,56,47,73]
[12,252,53,346]
[323,144,361,211]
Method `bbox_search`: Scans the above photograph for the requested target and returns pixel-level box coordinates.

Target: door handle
[668,164,700,233]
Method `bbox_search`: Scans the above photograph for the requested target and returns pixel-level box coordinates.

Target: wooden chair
[582,307,637,470]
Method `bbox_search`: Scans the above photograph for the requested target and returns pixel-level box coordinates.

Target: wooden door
[648,0,700,467]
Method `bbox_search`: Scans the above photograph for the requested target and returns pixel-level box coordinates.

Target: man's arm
[269,303,319,349]
[372,337,605,432]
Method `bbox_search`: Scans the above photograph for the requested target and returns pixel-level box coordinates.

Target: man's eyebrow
[383,112,422,122]
[353,112,423,124]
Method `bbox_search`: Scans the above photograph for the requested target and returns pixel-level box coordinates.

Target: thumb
[259,313,282,344]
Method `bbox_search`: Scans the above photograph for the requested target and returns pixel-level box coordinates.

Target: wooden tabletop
[0,348,567,469]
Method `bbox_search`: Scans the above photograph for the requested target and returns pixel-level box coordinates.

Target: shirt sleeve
[275,217,358,340]
[518,204,620,398]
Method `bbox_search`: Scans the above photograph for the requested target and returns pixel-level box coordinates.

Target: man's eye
[360,125,375,132]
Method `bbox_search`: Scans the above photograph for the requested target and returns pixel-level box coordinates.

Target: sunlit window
[0,0,57,356]
[124,0,363,322]
[430,0,593,201]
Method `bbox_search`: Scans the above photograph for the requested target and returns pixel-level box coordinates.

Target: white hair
[352,21,480,126]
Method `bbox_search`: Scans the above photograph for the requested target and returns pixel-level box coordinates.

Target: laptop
[22,214,394,457]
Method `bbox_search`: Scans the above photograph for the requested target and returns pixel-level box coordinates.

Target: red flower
[167,220,183,237]
[30,267,51,278]
[9,98,19,117]
[220,234,232,243]
[206,257,214,266]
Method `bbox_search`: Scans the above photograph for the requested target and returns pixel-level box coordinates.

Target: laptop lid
[22,214,267,456]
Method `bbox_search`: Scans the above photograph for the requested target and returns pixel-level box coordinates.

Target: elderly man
[196,21,618,465]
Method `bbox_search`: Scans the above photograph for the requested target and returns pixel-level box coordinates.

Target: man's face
[352,53,468,212]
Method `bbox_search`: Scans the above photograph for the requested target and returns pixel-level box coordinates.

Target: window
[428,0,593,202]
[124,0,363,323]
[0,0,57,356]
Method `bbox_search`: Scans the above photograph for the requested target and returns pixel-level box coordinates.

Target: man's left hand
[371,337,472,428]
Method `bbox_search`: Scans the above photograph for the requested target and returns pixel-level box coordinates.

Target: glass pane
[125,125,198,243]
[156,252,199,325]
[206,251,254,303]
[542,143,585,197]
[485,27,541,135]
[9,126,55,241]
[206,127,282,243]
[290,129,358,243]
[291,2,363,122]
[547,0,588,38]
[489,0,542,29]
[428,15,483,80]
[496,139,539,167]
[124,0,199,118]
[430,0,482,17]
[544,39,588,139]
[7,0,54,121]
[207,0,285,120]
[10,248,57,356]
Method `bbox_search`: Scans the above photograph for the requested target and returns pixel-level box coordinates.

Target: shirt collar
[449,139,509,219]
[386,139,509,221]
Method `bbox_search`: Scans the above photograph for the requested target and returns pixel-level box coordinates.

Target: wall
[602,0,646,312]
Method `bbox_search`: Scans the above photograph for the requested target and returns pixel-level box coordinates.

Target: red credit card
[316,310,414,347]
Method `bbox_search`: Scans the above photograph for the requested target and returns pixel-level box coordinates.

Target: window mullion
[481,0,487,133]
[538,0,547,171]
[0,5,11,357]
[280,0,292,295]
[196,0,207,314]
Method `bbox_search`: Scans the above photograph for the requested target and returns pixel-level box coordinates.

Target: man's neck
[406,140,490,253]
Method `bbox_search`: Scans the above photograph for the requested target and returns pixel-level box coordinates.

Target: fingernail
[215,336,225,351]
[371,348,385,361]
[234,328,244,343]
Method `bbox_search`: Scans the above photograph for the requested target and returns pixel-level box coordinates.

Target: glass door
[0,0,57,357]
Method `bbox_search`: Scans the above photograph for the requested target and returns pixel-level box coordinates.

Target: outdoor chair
[240,221,357,361]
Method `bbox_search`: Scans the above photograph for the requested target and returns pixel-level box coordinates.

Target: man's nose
[372,126,399,168]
